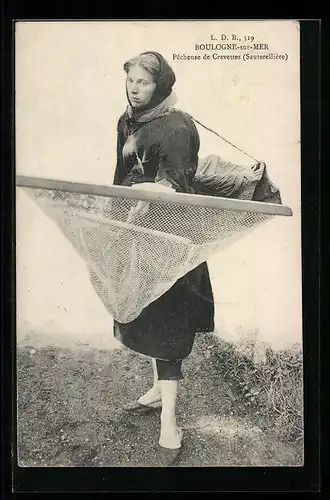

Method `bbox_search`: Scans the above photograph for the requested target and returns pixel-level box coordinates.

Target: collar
[126,91,178,124]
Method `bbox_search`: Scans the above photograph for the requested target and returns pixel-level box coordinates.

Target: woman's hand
[132,181,175,193]
[250,161,266,181]
[127,182,175,222]
[251,161,266,171]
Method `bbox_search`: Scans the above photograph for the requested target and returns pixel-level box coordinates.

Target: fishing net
[18,178,291,324]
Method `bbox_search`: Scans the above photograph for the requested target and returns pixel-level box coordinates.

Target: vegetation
[213,335,304,444]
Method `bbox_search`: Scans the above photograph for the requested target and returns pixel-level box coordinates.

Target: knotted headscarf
[139,51,176,108]
[125,51,177,123]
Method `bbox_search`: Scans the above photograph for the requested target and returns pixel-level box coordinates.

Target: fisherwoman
[112,51,215,466]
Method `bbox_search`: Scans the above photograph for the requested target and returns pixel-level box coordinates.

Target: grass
[212,334,304,444]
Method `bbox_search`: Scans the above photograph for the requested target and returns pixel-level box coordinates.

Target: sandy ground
[17,330,303,468]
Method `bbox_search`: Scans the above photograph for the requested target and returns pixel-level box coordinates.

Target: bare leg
[137,358,161,406]
[159,380,182,449]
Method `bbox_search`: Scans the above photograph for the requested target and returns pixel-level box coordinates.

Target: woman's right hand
[127,182,175,222]
[132,182,175,193]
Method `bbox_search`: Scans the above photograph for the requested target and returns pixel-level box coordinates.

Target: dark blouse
[112,107,215,360]
[113,109,200,192]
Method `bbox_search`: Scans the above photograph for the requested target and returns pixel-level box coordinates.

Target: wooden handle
[16,174,293,217]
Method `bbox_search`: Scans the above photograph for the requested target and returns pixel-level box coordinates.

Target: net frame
[16,175,293,217]
[16,175,293,323]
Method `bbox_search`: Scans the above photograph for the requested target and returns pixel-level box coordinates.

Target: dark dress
[113,108,214,361]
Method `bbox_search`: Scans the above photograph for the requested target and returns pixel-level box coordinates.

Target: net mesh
[22,186,274,323]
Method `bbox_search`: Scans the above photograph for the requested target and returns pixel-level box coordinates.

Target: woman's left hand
[249,161,266,181]
[251,161,266,172]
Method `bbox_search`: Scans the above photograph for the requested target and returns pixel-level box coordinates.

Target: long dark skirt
[113,262,214,361]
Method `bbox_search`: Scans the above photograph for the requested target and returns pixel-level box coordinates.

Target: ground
[17,331,303,468]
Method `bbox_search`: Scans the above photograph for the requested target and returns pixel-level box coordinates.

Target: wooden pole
[16,175,293,217]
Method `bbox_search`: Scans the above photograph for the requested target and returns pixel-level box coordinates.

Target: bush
[214,336,304,443]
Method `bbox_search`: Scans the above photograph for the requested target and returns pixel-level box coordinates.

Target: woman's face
[126,64,156,109]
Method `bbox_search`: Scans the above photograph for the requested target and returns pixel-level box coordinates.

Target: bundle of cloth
[192,155,282,204]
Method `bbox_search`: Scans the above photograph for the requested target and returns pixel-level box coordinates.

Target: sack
[193,155,282,203]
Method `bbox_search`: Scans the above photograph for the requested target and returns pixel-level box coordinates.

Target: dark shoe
[122,401,162,416]
[157,446,182,467]
[157,428,183,466]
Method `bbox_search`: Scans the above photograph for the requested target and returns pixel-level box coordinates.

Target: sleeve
[112,116,127,186]
[155,125,194,193]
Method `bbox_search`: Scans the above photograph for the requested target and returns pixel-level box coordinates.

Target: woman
[112,51,214,465]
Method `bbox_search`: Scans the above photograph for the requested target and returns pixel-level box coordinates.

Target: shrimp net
[19,180,290,323]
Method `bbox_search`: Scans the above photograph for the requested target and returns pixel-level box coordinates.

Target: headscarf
[125,51,177,123]
[139,51,176,108]
[126,91,178,124]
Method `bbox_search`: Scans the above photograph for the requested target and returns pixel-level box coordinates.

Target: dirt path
[17,331,302,467]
